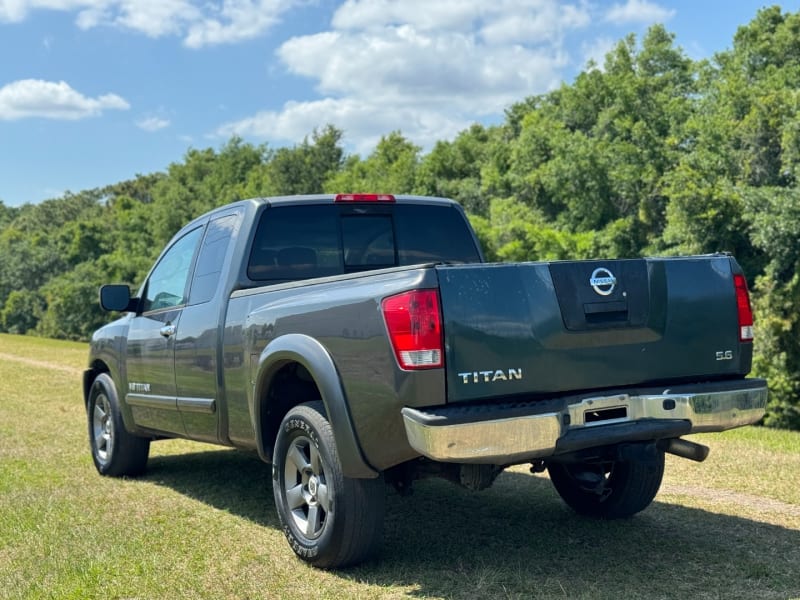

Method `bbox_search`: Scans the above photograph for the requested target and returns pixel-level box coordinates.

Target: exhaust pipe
[658,438,710,462]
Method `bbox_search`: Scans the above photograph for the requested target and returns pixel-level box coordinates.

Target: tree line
[1,7,798,428]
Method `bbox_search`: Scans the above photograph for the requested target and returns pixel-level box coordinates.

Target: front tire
[87,373,150,477]
[547,450,664,518]
[272,401,385,568]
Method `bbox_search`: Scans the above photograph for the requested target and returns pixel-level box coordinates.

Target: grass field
[1,332,799,599]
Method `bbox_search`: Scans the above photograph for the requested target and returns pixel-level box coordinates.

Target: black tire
[272,401,385,568]
[87,373,150,477]
[547,451,664,518]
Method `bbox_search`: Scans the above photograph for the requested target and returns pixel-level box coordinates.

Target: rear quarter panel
[223,266,445,470]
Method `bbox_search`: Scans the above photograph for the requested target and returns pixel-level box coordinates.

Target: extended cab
[84,194,768,568]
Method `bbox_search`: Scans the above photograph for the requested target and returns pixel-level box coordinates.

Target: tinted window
[394,205,481,265]
[248,206,341,281]
[189,215,237,305]
[247,203,481,282]
[342,215,395,269]
[143,227,203,312]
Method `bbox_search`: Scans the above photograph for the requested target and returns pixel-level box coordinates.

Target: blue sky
[0,0,797,206]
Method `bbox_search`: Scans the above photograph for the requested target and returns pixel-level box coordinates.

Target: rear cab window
[247,202,481,283]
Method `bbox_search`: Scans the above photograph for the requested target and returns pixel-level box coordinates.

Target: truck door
[174,213,239,442]
[125,226,204,434]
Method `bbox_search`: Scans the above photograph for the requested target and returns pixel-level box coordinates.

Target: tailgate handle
[583,301,627,315]
[583,301,628,325]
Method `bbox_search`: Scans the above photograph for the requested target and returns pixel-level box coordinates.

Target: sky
[0,0,797,207]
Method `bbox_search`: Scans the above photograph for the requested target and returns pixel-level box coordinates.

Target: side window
[189,215,237,305]
[143,227,203,312]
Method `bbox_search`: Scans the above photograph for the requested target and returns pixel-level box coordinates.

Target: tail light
[382,289,443,369]
[734,274,754,342]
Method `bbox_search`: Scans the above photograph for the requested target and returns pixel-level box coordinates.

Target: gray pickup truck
[85,193,767,567]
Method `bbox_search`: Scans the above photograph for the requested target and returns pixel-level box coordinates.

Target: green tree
[660,161,753,261]
[0,289,45,334]
[243,125,344,197]
[473,197,597,262]
[743,187,800,429]
[0,192,105,334]
[501,26,695,254]
[0,200,16,228]
[36,261,110,341]
[149,137,267,246]
[417,124,500,216]
[324,132,421,194]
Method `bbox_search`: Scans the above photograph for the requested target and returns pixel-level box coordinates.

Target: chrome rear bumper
[401,379,768,464]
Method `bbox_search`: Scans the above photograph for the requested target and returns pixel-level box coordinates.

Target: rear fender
[252,333,378,478]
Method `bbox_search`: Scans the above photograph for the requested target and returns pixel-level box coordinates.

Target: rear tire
[547,450,664,518]
[87,373,150,477]
[272,401,385,568]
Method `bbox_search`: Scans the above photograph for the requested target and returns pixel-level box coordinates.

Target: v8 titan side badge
[458,368,523,384]
[590,267,617,296]
[128,382,151,393]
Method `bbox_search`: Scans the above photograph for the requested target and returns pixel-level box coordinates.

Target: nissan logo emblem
[590,267,617,296]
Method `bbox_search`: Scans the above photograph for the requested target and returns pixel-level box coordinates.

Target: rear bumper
[401,379,768,464]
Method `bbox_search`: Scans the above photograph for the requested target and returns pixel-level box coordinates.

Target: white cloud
[218,0,592,151]
[0,0,118,23]
[604,0,674,25]
[0,0,23,22]
[184,0,295,48]
[479,1,590,46]
[216,97,470,155]
[0,79,129,120]
[0,0,299,46]
[91,0,200,38]
[331,0,593,42]
[277,27,567,112]
[333,0,483,32]
[136,116,170,131]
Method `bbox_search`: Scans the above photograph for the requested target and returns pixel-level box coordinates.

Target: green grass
[1,332,799,599]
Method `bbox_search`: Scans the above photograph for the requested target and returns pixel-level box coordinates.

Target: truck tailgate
[436,256,750,403]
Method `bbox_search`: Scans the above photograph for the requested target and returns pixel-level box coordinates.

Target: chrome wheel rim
[92,393,113,465]
[283,435,330,540]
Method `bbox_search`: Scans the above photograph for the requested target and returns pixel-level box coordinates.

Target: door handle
[160,324,176,338]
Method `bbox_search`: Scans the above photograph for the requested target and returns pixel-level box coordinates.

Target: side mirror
[99,284,138,313]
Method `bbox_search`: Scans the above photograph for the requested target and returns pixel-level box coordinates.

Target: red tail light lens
[734,274,754,341]
[334,194,395,202]
[382,289,443,369]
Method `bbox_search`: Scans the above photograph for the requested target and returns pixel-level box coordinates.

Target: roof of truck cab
[180,194,462,233]
[258,194,458,206]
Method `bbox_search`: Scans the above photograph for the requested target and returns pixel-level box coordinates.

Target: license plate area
[568,394,632,427]
[585,406,628,423]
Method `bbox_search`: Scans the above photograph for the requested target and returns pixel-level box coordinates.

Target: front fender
[252,333,378,479]
[84,316,142,436]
